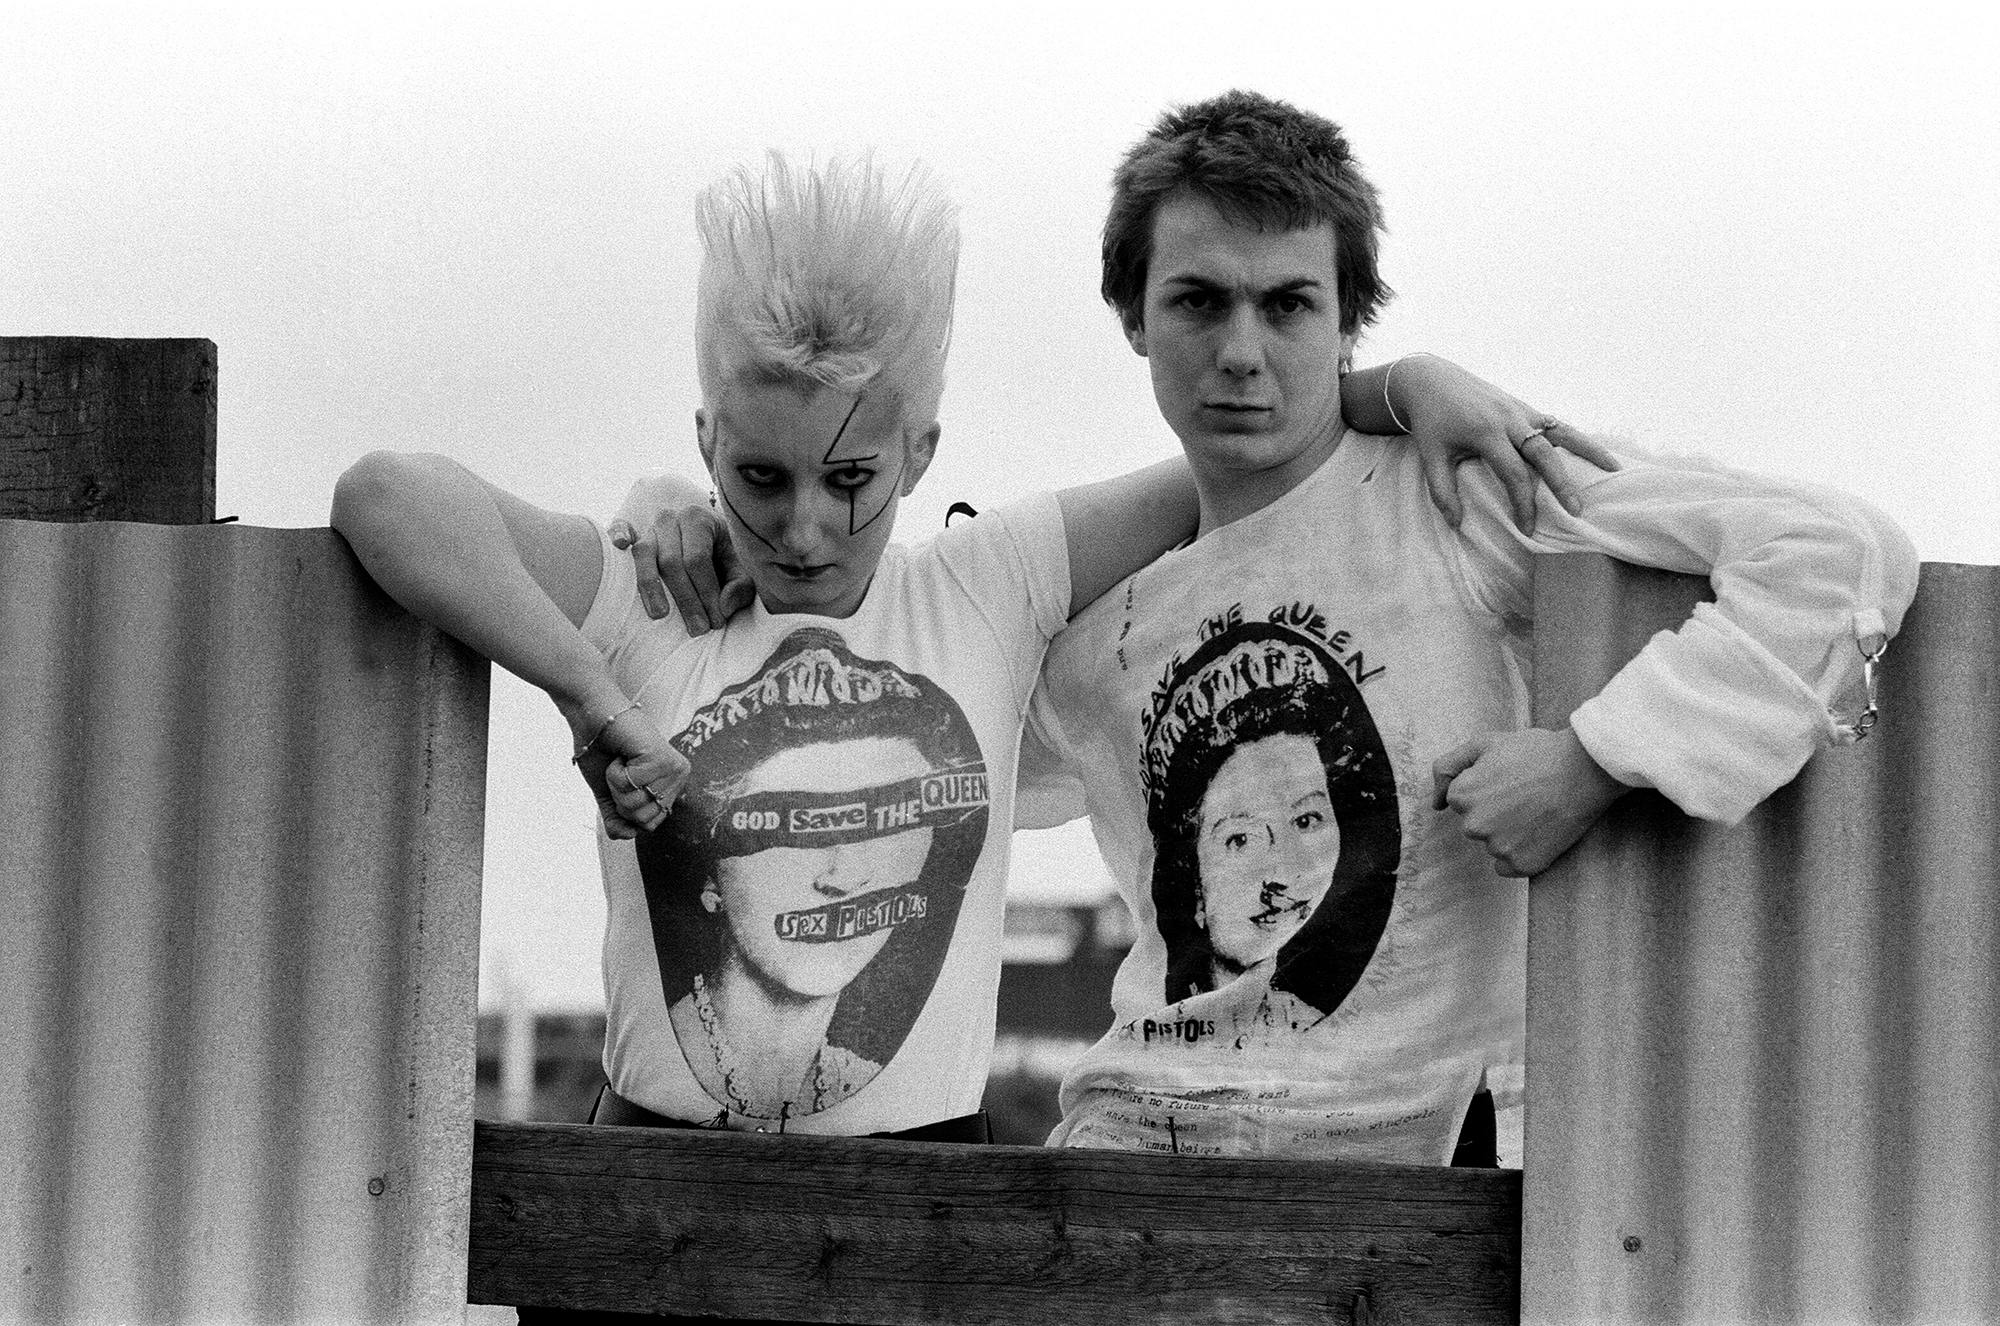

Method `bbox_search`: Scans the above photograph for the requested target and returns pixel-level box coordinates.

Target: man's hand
[1391,354,1623,534]
[1431,726,1629,876]
[608,481,755,633]
[571,705,691,840]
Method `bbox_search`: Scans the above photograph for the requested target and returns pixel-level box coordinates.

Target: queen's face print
[712,737,935,1000]
[640,627,990,1118]
[1142,617,1399,1014]
[1195,732,1342,973]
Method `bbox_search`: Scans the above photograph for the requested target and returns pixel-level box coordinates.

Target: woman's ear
[901,422,941,495]
[695,408,717,474]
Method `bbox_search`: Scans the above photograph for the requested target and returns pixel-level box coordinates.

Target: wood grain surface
[470,1120,1519,1324]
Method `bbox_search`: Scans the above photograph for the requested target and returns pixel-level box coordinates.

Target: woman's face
[700,380,935,620]
[1194,733,1341,972]
[712,736,935,999]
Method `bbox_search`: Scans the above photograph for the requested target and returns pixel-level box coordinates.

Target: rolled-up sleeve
[1453,454,1920,824]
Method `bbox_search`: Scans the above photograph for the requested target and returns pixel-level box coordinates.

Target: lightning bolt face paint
[706,380,914,618]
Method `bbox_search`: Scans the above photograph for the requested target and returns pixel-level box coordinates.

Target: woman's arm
[330,451,686,833]
[1342,353,1621,532]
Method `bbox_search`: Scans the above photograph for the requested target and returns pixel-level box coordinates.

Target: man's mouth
[775,562,835,581]
[1201,402,1275,429]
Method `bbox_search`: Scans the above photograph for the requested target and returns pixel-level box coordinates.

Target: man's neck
[1190,426,1347,538]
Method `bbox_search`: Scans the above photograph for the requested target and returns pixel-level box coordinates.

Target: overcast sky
[8,2,1994,1009]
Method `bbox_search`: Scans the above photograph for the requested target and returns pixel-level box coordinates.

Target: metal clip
[1848,633,1888,740]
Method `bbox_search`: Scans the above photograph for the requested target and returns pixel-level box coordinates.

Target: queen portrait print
[1143,619,1400,1020]
[637,627,988,1125]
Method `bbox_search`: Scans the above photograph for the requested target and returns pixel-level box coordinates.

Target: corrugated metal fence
[6,519,1992,1323]
[1526,555,1999,1324]
[0,519,488,1324]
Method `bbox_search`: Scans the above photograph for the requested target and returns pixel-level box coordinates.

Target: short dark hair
[1101,89,1392,336]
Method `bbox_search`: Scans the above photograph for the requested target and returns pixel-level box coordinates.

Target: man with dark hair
[1015,89,1917,1164]
[1101,88,1392,357]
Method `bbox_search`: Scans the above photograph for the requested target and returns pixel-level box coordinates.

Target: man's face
[1127,193,1353,516]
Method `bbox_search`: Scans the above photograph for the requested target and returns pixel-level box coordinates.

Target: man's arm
[1430,452,1920,874]
[607,474,747,631]
[330,451,687,834]
[1432,728,1630,876]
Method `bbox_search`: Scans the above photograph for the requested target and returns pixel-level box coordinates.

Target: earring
[708,489,717,509]
[700,885,723,915]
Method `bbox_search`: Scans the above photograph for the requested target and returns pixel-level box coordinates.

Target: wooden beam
[0,337,216,522]
[470,1121,1520,1324]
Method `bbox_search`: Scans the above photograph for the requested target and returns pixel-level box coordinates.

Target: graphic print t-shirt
[583,493,1069,1134]
[1021,430,1913,1165]
[1021,439,1532,1164]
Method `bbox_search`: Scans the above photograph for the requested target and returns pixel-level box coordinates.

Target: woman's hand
[570,704,691,839]
[609,483,754,631]
[1376,354,1624,534]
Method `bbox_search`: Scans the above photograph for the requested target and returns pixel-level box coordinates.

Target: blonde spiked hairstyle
[694,152,959,427]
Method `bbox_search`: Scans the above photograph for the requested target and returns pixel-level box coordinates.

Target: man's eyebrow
[1159,274,1326,295]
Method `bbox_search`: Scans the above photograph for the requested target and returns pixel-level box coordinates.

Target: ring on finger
[646,783,672,811]
[1517,427,1550,449]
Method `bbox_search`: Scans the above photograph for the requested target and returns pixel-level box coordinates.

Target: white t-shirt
[1020,432,1917,1164]
[582,493,1070,1134]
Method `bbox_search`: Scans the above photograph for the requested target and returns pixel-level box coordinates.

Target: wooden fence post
[0,336,217,523]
